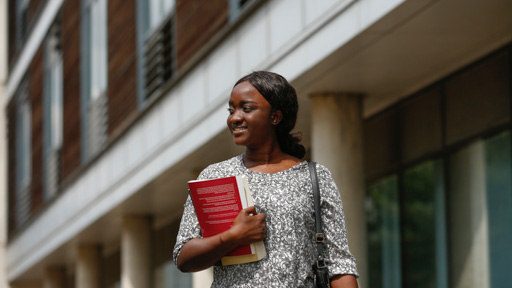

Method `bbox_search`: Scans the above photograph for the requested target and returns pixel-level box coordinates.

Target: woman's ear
[271,110,283,126]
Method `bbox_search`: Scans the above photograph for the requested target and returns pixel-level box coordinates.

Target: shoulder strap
[308,162,327,268]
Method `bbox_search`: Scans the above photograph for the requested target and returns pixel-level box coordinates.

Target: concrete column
[43,267,65,288]
[76,245,101,288]
[310,93,368,288]
[121,216,151,288]
[449,141,490,288]
[192,268,213,288]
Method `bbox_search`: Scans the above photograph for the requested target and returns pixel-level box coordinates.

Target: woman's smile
[232,125,247,135]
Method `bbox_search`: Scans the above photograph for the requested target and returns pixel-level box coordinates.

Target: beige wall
[1,0,10,286]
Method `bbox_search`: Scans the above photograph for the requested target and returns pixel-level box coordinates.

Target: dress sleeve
[316,164,359,278]
[172,194,202,265]
[172,170,210,264]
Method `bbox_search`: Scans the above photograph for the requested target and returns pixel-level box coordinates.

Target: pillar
[310,92,368,288]
[192,268,213,288]
[76,245,101,288]
[121,216,151,288]
[43,267,66,288]
[449,141,489,288]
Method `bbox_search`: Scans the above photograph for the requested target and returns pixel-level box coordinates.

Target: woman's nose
[230,110,243,122]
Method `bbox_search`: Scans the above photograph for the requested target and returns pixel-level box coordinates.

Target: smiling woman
[173,71,359,288]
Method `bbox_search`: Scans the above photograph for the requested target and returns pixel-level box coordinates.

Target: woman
[173,71,359,287]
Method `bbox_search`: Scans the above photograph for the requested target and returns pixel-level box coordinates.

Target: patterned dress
[173,154,358,287]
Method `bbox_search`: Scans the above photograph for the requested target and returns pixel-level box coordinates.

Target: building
[3,0,512,287]
[2,0,10,287]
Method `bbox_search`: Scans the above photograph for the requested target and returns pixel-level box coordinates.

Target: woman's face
[227,81,279,148]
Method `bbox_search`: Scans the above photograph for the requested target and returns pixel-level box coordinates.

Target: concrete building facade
[3,0,512,287]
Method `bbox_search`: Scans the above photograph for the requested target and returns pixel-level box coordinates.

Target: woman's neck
[243,145,301,173]
[244,145,283,165]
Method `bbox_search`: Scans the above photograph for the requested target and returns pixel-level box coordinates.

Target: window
[16,79,31,228]
[148,0,175,32]
[366,175,401,288]
[366,160,447,288]
[484,132,512,287]
[364,44,512,288]
[137,0,176,103]
[81,0,108,162]
[16,0,30,46]
[43,19,63,200]
[402,160,447,288]
[229,0,252,21]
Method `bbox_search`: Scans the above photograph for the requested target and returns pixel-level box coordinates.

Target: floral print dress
[173,154,358,287]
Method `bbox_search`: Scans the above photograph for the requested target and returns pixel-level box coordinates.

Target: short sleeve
[172,194,202,265]
[172,169,212,264]
[316,164,359,278]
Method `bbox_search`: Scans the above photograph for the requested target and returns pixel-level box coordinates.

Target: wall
[61,0,82,182]
[176,0,228,69]
[107,0,137,138]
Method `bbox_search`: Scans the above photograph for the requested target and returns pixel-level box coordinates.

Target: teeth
[233,127,246,131]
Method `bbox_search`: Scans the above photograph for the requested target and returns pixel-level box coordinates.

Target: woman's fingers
[230,206,267,244]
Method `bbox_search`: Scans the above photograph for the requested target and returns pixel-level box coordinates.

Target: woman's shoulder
[308,161,330,172]
[197,154,243,180]
[309,162,334,179]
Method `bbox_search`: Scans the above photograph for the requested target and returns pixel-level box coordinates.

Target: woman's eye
[227,108,234,114]
[243,106,253,112]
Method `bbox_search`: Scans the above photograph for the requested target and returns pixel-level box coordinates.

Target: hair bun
[279,133,306,159]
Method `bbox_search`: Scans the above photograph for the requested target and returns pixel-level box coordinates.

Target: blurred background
[1,0,512,287]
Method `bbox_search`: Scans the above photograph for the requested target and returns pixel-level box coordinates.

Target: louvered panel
[46,150,61,199]
[144,15,175,100]
[88,93,108,157]
[161,18,174,80]
[16,185,31,228]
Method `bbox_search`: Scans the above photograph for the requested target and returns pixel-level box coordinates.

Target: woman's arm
[331,274,358,288]
[176,206,266,272]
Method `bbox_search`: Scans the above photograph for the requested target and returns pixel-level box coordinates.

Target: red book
[188,175,266,265]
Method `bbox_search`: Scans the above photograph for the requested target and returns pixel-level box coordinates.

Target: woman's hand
[224,206,266,246]
[177,206,266,272]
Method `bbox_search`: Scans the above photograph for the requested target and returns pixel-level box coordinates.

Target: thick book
[188,175,267,266]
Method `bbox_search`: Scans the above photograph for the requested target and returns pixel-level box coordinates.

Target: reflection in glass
[484,132,512,288]
[366,175,401,288]
[402,160,447,288]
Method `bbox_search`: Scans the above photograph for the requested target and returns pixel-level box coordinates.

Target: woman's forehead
[230,82,270,105]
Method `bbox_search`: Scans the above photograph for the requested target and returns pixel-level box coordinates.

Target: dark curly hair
[234,71,306,159]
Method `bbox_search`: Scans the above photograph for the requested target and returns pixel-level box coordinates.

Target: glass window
[81,0,108,162]
[229,0,251,21]
[366,175,401,288]
[484,132,512,287]
[148,0,175,32]
[16,80,31,227]
[137,0,176,103]
[402,159,447,288]
[43,20,63,201]
[88,0,108,101]
[16,0,30,45]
